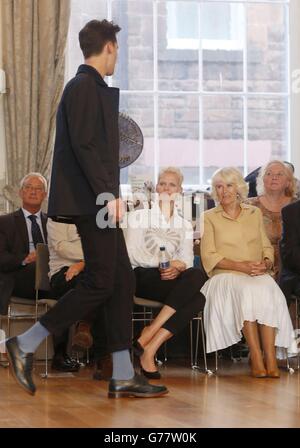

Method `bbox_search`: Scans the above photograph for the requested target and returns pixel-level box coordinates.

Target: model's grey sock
[17,322,50,353]
[112,349,135,380]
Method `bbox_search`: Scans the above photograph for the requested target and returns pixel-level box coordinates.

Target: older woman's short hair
[157,167,184,188]
[211,167,249,202]
[256,160,297,198]
[20,172,48,191]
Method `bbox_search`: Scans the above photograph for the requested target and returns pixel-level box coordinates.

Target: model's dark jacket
[279,200,300,305]
[47,64,120,220]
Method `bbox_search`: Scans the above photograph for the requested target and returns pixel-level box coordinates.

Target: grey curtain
[1,0,70,207]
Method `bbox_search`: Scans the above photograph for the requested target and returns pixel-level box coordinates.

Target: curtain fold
[1,0,70,207]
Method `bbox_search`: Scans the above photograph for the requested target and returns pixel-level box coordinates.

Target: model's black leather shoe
[51,355,80,372]
[108,373,168,398]
[141,367,161,380]
[6,337,36,395]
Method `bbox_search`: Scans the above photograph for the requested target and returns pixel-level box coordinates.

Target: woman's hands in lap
[237,260,269,276]
[159,265,181,280]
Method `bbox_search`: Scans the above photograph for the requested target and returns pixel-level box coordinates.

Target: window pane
[112,0,154,90]
[201,3,231,41]
[120,94,155,185]
[67,0,107,78]
[65,0,291,190]
[202,2,244,92]
[167,1,198,41]
[203,95,244,185]
[247,96,288,173]
[247,4,288,93]
[158,1,198,91]
[158,95,199,185]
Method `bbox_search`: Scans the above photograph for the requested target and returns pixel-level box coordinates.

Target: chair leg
[285,347,294,374]
[200,317,209,373]
[190,317,201,370]
[200,317,217,374]
[131,317,134,363]
[193,318,200,368]
[190,320,194,367]
[43,333,49,378]
[0,316,8,368]
[190,316,216,375]
[215,350,218,373]
[40,304,49,378]
[7,308,11,339]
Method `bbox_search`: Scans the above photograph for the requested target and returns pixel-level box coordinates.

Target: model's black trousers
[40,215,135,353]
[134,267,206,335]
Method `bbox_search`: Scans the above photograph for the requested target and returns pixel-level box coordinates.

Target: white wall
[290,0,300,178]
[0,0,7,184]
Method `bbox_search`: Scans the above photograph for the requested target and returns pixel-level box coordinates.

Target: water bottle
[159,246,170,270]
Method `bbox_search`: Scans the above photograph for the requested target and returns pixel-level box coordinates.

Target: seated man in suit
[280,199,300,307]
[0,172,79,372]
[47,218,112,380]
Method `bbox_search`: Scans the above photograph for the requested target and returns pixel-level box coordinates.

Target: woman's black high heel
[132,339,144,357]
[133,338,161,379]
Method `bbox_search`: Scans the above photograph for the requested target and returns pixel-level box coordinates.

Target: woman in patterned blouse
[245,160,297,280]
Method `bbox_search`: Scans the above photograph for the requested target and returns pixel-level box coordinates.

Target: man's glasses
[264,171,286,178]
[22,185,45,192]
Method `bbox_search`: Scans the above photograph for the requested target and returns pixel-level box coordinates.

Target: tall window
[67,0,290,189]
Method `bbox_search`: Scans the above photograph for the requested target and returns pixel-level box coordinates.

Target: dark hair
[79,19,121,59]
[284,161,295,173]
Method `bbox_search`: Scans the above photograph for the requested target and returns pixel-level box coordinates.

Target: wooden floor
[1,357,300,428]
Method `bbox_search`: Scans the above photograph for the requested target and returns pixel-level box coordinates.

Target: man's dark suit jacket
[279,200,300,305]
[47,64,120,220]
[0,209,47,314]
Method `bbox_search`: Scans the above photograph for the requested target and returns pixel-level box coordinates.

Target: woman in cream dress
[201,167,295,378]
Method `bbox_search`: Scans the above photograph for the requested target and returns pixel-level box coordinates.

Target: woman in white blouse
[125,167,206,379]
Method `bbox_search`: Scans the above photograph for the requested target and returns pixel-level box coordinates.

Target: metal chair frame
[287,294,300,372]
[132,296,217,374]
[190,312,218,375]
[131,296,167,364]
[0,244,57,376]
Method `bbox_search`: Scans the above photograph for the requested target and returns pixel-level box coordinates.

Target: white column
[0,1,7,186]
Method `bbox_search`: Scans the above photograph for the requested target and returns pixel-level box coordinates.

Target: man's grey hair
[20,172,48,191]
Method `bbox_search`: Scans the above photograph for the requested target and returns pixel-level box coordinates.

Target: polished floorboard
[1,357,300,428]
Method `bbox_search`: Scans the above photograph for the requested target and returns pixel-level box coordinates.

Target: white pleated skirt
[201,273,296,355]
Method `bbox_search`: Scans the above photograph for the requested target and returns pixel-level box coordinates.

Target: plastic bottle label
[159,261,170,269]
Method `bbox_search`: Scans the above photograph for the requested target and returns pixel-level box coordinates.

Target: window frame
[66,0,292,190]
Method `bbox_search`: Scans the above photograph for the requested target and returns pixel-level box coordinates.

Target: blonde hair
[20,172,48,192]
[211,167,249,202]
[256,160,297,198]
[157,167,184,188]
